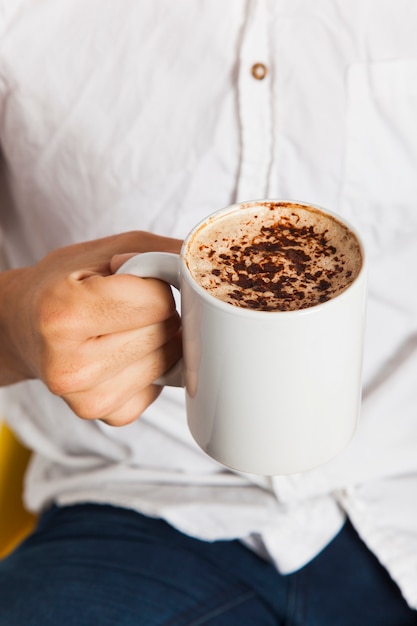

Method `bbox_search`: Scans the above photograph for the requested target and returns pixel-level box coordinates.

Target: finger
[64,333,182,421]
[102,231,182,256]
[43,313,181,397]
[41,272,178,342]
[99,386,163,427]
[37,231,182,286]
[84,273,177,333]
[48,231,182,275]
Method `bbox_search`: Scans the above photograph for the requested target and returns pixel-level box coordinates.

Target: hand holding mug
[0,231,182,425]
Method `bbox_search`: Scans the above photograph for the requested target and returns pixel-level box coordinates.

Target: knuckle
[35,303,63,338]
[100,388,161,427]
[43,359,99,397]
[100,414,135,427]
[34,295,67,339]
[33,281,82,340]
[71,394,114,421]
[44,367,83,396]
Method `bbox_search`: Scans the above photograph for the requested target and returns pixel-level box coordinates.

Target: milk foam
[186,202,362,312]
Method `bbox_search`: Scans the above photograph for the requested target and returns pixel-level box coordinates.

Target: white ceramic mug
[117,200,367,475]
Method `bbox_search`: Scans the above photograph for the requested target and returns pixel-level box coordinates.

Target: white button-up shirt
[1,0,417,609]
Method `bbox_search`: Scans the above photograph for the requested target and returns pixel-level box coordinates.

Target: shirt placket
[236,0,273,202]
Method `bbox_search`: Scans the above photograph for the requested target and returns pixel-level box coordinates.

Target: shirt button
[251,62,268,80]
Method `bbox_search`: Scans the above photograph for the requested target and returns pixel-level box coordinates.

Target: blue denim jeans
[0,503,415,625]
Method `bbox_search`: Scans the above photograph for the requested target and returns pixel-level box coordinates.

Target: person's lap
[0,504,415,626]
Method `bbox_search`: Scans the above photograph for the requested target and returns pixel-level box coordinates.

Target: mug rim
[180,198,367,318]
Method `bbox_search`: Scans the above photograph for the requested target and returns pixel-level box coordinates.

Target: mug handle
[116,252,184,388]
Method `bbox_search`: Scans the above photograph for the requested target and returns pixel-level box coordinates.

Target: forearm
[0,267,34,386]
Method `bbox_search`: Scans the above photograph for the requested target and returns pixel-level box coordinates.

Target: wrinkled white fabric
[1,0,417,609]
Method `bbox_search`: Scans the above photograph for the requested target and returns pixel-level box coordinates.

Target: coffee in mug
[186,201,362,312]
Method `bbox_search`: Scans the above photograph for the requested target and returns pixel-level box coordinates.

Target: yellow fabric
[0,421,36,558]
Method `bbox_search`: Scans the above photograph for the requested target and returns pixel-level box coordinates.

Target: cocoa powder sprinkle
[187,203,362,311]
